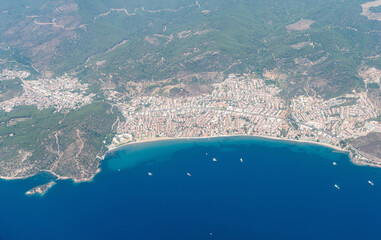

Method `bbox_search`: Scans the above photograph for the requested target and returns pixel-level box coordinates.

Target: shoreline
[0,169,97,183]
[0,134,357,183]
[106,134,347,154]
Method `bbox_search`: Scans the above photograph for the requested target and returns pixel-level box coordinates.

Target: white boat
[212,158,217,162]
[334,184,340,190]
[240,158,243,162]
[187,173,191,176]
[148,172,152,176]
[333,162,337,166]
[117,169,121,172]
[368,180,374,186]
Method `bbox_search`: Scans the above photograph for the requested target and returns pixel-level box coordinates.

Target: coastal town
[1,66,381,192]
[0,71,94,112]
[109,73,381,165]
[2,67,380,167]
[2,1,381,237]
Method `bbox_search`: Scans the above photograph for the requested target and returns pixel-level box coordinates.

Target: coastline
[106,134,381,170]
[25,181,56,196]
[0,134,358,184]
[106,134,347,154]
[0,169,98,184]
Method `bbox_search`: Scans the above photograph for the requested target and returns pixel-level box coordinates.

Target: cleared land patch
[290,41,313,50]
[286,19,315,31]
[361,0,381,21]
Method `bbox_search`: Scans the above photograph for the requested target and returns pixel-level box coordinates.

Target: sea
[1,136,381,240]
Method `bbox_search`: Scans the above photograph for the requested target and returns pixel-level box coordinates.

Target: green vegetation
[265,80,277,86]
[0,102,121,179]
[0,106,62,148]
[0,78,22,101]
[0,102,118,151]
[0,0,379,99]
[370,6,381,13]
[367,83,380,89]
[370,115,381,122]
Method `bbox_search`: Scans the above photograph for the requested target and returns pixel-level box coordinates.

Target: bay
[1,136,381,239]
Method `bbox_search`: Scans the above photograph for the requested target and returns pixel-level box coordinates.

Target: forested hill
[0,0,380,98]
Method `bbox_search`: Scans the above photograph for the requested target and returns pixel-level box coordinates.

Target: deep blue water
[1,136,381,240]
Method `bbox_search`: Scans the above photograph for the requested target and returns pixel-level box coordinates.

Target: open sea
[1,136,381,240]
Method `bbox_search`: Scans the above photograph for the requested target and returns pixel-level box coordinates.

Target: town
[111,73,381,163]
[2,68,381,164]
[0,72,94,112]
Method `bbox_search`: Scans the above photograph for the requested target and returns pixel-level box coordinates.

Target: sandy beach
[106,134,347,154]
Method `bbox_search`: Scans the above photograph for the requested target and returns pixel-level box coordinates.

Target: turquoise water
[1,136,381,239]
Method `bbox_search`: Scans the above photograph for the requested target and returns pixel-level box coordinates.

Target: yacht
[240,158,243,162]
[332,162,337,166]
[368,180,374,186]
[334,184,340,190]
[187,173,192,176]
[213,158,217,162]
[148,172,152,176]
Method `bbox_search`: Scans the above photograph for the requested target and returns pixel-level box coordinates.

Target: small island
[25,181,56,196]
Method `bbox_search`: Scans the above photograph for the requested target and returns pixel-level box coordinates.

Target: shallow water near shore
[1,136,381,239]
